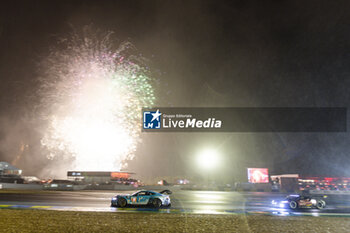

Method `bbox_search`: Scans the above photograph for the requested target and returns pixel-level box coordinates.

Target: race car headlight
[311,199,316,205]
[279,203,285,208]
[271,200,277,205]
[112,197,117,201]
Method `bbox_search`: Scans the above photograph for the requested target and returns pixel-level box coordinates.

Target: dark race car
[272,194,326,210]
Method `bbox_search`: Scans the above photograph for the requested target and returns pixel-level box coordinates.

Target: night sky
[0,1,350,181]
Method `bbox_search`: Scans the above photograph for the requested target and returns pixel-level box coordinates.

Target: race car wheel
[117,198,127,207]
[111,203,117,208]
[153,199,162,208]
[316,201,324,209]
[289,201,298,209]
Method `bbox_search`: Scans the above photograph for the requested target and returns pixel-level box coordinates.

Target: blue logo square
[143,110,161,129]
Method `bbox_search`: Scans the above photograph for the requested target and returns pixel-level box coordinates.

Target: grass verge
[0,209,350,232]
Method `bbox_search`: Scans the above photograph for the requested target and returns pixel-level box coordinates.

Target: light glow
[197,149,220,169]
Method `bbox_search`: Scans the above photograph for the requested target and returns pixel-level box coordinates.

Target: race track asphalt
[0,190,350,216]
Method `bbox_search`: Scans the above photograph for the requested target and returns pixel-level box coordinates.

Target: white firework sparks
[39,29,155,171]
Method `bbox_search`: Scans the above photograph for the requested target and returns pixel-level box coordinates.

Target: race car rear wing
[160,190,172,195]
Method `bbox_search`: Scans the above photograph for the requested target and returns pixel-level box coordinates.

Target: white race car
[111,190,172,208]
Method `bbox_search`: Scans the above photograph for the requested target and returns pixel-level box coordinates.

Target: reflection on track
[1,190,350,217]
[2,204,350,217]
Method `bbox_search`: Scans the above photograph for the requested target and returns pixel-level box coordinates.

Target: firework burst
[39,28,155,171]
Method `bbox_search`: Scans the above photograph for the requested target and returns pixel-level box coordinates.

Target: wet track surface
[1,190,350,216]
